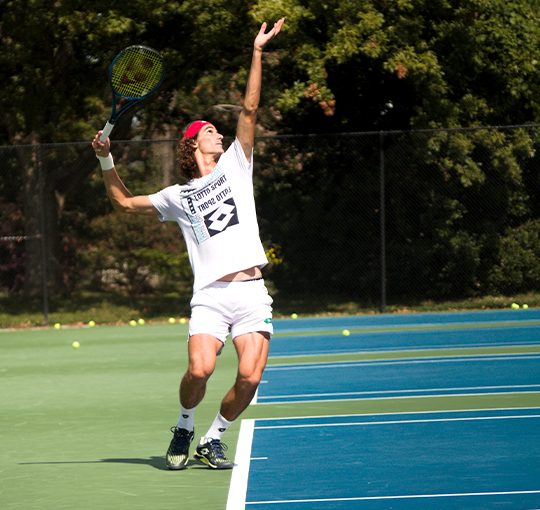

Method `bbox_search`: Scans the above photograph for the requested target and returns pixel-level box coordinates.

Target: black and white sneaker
[166,427,194,470]
[194,438,234,469]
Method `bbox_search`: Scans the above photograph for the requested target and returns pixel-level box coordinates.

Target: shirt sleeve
[232,138,253,177]
[148,187,173,222]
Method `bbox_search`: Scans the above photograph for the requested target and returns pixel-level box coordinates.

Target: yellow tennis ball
[72,341,80,349]
[54,323,61,330]
[88,320,95,327]
[291,313,298,319]
[523,304,529,309]
[138,318,145,325]
[511,303,520,309]
[168,317,176,324]
[179,318,187,324]
[129,320,137,326]
[343,329,350,337]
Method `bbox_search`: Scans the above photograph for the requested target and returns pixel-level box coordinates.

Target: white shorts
[189,278,273,344]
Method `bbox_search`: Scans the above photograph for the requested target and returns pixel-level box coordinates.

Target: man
[92,17,285,470]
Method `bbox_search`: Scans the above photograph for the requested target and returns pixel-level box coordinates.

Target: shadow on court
[18,456,214,471]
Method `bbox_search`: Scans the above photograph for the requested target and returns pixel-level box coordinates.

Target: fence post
[379,131,386,313]
[37,144,49,325]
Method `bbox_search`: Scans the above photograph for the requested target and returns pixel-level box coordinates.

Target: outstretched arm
[92,133,158,216]
[237,18,285,161]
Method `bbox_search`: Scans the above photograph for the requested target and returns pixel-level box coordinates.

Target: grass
[1,289,539,329]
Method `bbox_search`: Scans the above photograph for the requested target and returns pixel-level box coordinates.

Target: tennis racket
[99,45,165,142]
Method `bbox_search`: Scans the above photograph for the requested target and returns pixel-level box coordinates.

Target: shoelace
[209,440,228,459]
[170,427,190,450]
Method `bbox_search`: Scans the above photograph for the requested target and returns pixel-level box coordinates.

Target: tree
[0,0,258,295]
[251,0,540,132]
[2,0,540,301]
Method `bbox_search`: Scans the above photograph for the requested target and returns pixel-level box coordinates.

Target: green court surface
[2,319,540,509]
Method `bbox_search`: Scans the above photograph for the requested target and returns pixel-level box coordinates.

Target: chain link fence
[2,125,540,324]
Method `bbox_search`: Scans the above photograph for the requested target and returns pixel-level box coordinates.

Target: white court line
[249,406,540,422]
[250,386,259,405]
[226,419,255,510]
[264,353,540,371]
[254,413,540,430]
[257,384,540,401]
[228,409,540,509]
[255,390,540,405]
[245,490,540,506]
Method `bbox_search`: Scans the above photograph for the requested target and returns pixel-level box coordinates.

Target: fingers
[261,17,285,37]
[92,132,109,155]
[273,17,285,35]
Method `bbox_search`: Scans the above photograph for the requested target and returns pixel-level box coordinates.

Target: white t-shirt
[149,138,268,292]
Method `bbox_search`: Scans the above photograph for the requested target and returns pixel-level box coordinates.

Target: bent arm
[102,167,158,216]
[92,133,159,216]
[237,18,285,161]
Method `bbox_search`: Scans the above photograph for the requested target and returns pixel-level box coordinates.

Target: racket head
[108,45,165,100]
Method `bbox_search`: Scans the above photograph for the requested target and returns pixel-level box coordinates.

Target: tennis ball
[511,303,520,309]
[523,304,529,309]
[168,317,176,324]
[179,318,187,324]
[72,341,80,349]
[343,329,350,336]
[129,320,137,326]
[54,323,61,330]
[138,318,145,325]
[88,320,95,327]
[291,313,298,319]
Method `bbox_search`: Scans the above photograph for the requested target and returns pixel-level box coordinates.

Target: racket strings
[110,47,164,99]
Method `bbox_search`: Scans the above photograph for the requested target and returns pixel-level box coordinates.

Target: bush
[488,219,540,295]
[77,213,192,295]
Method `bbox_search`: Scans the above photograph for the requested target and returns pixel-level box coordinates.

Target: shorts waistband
[204,277,264,289]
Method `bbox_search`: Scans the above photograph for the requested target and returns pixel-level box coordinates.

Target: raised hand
[254,17,285,52]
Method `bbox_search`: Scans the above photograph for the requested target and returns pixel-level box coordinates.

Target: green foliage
[2,0,540,306]
[488,220,540,295]
[251,0,540,133]
[78,213,192,295]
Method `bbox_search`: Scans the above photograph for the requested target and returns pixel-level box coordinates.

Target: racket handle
[100,121,115,142]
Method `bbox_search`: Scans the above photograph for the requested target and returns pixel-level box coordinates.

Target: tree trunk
[21,146,63,295]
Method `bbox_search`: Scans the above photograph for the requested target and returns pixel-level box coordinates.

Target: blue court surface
[226,310,540,510]
[229,409,540,510]
[257,354,540,403]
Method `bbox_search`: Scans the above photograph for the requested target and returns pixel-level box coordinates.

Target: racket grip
[100,121,115,142]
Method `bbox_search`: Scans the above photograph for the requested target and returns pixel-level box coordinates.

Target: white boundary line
[264,353,540,370]
[226,419,255,510]
[245,490,540,506]
[228,409,540,508]
[257,384,540,401]
[254,412,540,430]
[247,406,540,422]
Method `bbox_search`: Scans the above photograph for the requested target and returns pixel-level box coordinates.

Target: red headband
[183,121,211,139]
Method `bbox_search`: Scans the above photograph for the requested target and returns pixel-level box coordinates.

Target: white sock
[177,403,196,431]
[202,412,233,443]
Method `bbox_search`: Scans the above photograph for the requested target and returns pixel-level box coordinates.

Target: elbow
[110,198,129,213]
[242,104,258,117]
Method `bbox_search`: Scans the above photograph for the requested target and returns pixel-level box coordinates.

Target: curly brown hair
[176,136,199,181]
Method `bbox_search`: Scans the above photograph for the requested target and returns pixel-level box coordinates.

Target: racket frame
[100,45,165,142]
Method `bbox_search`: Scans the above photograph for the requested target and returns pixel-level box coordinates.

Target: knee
[237,368,264,390]
[186,361,214,385]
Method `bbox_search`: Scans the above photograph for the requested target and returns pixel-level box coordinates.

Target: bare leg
[219,331,270,422]
[180,333,223,409]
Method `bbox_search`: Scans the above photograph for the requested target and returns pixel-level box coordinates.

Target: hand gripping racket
[100,45,165,142]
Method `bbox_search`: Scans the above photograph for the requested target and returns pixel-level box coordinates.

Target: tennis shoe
[166,426,194,470]
[194,437,234,469]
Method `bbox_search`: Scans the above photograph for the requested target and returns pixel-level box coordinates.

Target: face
[194,124,224,157]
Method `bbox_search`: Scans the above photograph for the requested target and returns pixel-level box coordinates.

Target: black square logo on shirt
[203,198,239,236]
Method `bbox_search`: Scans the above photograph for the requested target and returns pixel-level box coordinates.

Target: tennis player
[92,18,285,470]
